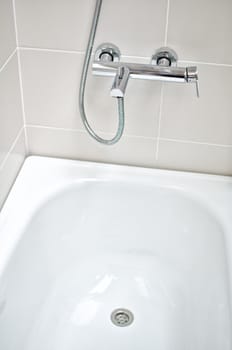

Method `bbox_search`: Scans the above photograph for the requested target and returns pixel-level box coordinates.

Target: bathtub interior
[0,178,231,350]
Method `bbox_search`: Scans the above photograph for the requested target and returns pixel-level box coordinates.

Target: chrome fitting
[94,43,121,63]
[151,47,178,67]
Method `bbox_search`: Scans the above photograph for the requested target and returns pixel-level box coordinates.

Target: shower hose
[79,0,125,145]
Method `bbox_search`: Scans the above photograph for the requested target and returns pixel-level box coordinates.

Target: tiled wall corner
[0,0,26,208]
[14,0,232,175]
[0,130,26,208]
[15,0,167,171]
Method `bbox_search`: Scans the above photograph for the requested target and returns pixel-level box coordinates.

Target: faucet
[93,45,199,98]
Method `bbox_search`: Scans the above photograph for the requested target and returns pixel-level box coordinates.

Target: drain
[111,308,134,327]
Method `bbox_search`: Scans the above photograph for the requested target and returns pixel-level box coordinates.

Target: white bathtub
[0,156,231,350]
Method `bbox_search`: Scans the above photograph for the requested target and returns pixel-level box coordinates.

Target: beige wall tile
[95,0,168,57]
[26,126,157,168]
[20,49,84,130]
[160,64,232,146]
[15,0,95,51]
[167,0,232,64]
[157,139,232,176]
[0,0,16,67]
[0,54,24,164]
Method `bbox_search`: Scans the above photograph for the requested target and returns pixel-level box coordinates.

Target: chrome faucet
[93,45,199,98]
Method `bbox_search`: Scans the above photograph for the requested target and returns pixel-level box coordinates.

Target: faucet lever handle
[186,66,199,98]
[195,79,200,98]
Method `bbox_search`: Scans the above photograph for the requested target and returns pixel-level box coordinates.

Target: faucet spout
[111,66,130,98]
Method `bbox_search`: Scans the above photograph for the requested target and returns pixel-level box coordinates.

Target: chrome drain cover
[111,308,134,327]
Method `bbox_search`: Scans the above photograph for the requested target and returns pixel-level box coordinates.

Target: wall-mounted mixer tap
[79,0,199,145]
[93,45,199,98]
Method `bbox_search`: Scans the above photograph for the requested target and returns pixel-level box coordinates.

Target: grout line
[159,137,232,148]
[164,0,170,46]
[25,124,157,141]
[20,46,86,55]
[26,124,86,133]
[155,84,164,160]
[0,48,17,74]
[0,127,24,172]
[25,124,232,148]
[178,59,232,68]
[12,0,19,46]
[16,49,29,153]
[17,47,232,68]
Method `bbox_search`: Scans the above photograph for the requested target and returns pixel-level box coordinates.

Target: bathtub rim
[0,155,231,281]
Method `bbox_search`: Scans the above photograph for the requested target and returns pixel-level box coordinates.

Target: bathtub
[0,156,231,350]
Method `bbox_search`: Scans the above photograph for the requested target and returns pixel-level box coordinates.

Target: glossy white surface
[0,156,231,349]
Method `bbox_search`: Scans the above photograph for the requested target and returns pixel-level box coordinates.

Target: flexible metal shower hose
[79,0,125,145]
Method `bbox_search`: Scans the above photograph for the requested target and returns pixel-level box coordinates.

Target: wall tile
[26,126,157,168]
[95,0,168,57]
[15,0,95,51]
[167,0,232,64]
[0,131,26,208]
[20,50,162,138]
[0,53,24,164]
[13,0,232,176]
[160,64,232,146]
[15,0,167,57]
[0,0,16,68]
[157,139,232,176]
[20,49,84,130]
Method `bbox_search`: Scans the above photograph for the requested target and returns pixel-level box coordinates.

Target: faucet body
[93,60,197,82]
[93,46,199,97]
